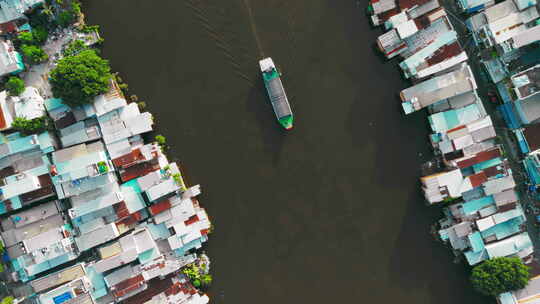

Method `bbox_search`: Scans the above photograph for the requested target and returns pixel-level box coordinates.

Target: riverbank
[0,1,212,303]
[367,0,540,301]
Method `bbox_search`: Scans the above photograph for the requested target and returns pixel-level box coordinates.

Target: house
[29,263,87,294]
[0,87,46,131]
[430,116,497,160]
[457,0,495,14]
[123,276,209,304]
[50,141,114,199]
[58,118,102,148]
[497,275,540,304]
[400,63,478,114]
[98,103,153,147]
[438,192,533,266]
[367,0,440,27]
[0,0,44,26]
[84,224,200,302]
[0,132,57,214]
[512,64,540,100]
[514,122,540,154]
[496,63,540,128]
[428,100,487,133]
[0,38,24,77]
[466,0,539,83]
[420,145,512,204]
[36,275,95,304]
[399,29,468,79]
[113,143,164,183]
[71,179,148,252]
[0,201,78,282]
[148,185,211,257]
[376,8,449,59]
[468,0,539,50]
[44,79,127,132]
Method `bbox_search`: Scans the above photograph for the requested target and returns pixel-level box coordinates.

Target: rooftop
[401,63,477,114]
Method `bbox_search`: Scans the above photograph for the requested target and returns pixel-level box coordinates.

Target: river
[81,1,492,303]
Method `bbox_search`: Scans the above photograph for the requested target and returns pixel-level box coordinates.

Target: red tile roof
[185,215,200,226]
[398,0,432,10]
[0,103,8,130]
[120,161,160,183]
[113,148,144,168]
[469,172,488,187]
[523,123,540,152]
[113,274,145,298]
[149,199,172,216]
[426,42,463,66]
[456,148,501,169]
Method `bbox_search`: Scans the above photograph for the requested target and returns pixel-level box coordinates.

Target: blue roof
[464,248,488,265]
[429,103,482,132]
[498,292,515,304]
[481,217,524,240]
[473,157,503,172]
[468,231,485,252]
[524,157,540,186]
[400,31,458,78]
[515,129,530,154]
[44,98,67,112]
[484,59,507,83]
[463,195,495,214]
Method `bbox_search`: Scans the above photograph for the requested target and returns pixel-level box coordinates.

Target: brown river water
[81,1,493,303]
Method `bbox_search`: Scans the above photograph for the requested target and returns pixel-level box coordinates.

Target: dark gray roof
[267,78,292,118]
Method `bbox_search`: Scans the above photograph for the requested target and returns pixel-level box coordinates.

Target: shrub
[50,50,112,107]
[155,135,166,147]
[137,101,146,111]
[57,10,75,27]
[471,257,530,296]
[11,116,50,136]
[17,31,34,45]
[21,44,48,64]
[32,26,49,45]
[62,40,88,57]
[6,77,25,96]
[1,297,14,304]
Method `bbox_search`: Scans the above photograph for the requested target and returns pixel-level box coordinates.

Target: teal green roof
[462,196,495,215]
[468,232,485,252]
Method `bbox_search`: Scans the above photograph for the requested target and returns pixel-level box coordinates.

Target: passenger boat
[259,57,293,130]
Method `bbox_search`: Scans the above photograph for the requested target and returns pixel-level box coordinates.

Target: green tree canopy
[6,77,25,96]
[11,117,50,136]
[471,257,530,296]
[1,296,14,304]
[17,31,34,45]
[57,11,75,28]
[49,50,112,107]
[32,26,49,45]
[20,44,48,64]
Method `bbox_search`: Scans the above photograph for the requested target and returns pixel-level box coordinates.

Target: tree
[11,117,50,136]
[6,77,25,96]
[471,257,530,296]
[62,40,88,57]
[32,26,49,45]
[1,297,13,304]
[49,50,112,107]
[57,10,75,27]
[17,31,34,45]
[21,44,48,64]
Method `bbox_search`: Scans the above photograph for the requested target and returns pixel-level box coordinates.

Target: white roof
[476,216,496,231]
[513,24,540,48]
[396,20,418,39]
[13,87,46,120]
[259,57,275,72]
